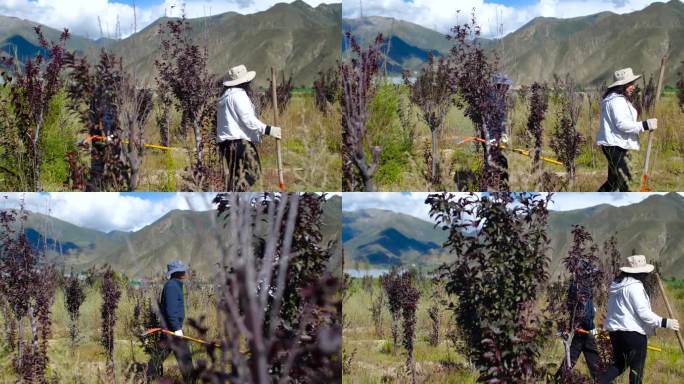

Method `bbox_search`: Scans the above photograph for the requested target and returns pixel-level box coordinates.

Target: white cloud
[0,192,215,232]
[0,0,333,39]
[343,0,671,37]
[547,192,683,211]
[341,192,684,221]
[342,192,476,221]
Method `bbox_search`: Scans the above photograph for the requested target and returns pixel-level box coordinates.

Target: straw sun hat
[222,64,256,87]
[620,255,655,274]
[609,67,642,88]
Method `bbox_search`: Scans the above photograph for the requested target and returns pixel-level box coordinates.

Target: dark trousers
[218,139,261,192]
[147,334,194,382]
[556,332,602,380]
[598,146,631,192]
[599,331,647,384]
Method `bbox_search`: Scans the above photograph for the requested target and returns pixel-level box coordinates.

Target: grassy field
[0,280,221,383]
[343,276,684,383]
[366,81,683,192]
[0,90,341,192]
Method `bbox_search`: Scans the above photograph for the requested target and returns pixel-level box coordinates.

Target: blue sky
[0,0,334,39]
[343,0,674,37]
[342,192,684,221]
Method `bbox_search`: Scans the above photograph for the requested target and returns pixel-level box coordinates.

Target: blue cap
[493,73,512,86]
[166,260,188,278]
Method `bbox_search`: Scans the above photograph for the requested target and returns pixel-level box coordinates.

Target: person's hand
[269,126,282,139]
[645,118,658,131]
[665,319,680,331]
[174,329,184,336]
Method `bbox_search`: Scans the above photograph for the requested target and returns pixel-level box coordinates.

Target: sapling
[427,299,440,347]
[341,32,383,191]
[550,74,584,183]
[66,50,130,191]
[0,26,70,190]
[548,225,603,380]
[0,205,58,382]
[381,270,402,352]
[403,53,452,186]
[677,61,684,112]
[426,192,554,382]
[101,267,121,379]
[397,272,420,384]
[155,15,216,189]
[369,287,385,337]
[526,82,549,172]
[198,193,341,382]
[313,67,340,113]
[446,15,509,191]
[64,273,86,348]
[261,71,293,115]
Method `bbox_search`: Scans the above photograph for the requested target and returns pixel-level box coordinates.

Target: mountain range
[4,195,341,278]
[343,0,684,86]
[0,1,341,88]
[343,193,684,279]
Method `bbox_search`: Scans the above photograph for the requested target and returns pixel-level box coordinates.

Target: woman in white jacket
[596,68,657,192]
[599,255,679,384]
[217,65,282,191]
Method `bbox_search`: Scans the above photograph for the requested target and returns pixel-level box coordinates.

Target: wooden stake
[641,55,667,191]
[271,67,285,191]
[655,272,684,354]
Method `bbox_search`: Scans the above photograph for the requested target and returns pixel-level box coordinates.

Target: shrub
[426,192,554,382]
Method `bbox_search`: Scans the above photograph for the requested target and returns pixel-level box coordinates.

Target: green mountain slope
[498,0,684,86]
[0,1,341,88]
[343,0,684,86]
[343,208,448,268]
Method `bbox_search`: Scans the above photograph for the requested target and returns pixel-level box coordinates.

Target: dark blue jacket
[569,280,595,331]
[161,278,185,331]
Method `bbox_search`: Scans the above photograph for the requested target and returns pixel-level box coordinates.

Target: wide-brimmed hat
[609,68,641,88]
[166,260,188,278]
[620,255,654,274]
[223,64,256,87]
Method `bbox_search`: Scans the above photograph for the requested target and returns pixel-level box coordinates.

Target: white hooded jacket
[604,276,662,336]
[596,93,645,151]
[217,88,267,143]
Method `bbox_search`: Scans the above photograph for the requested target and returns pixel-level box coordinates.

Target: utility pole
[133,1,137,34]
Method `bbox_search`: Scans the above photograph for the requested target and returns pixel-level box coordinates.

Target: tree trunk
[431,128,439,185]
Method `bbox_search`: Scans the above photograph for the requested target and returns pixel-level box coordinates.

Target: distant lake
[345,268,390,278]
